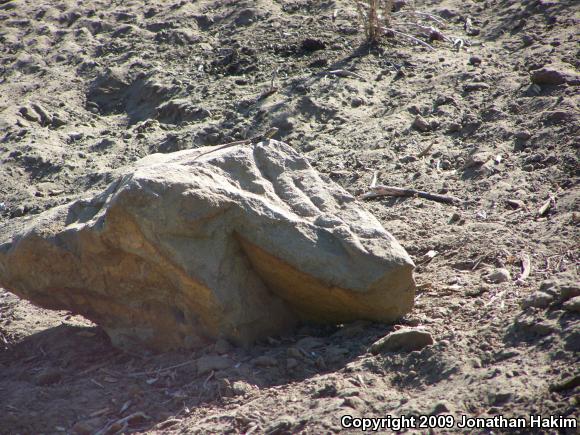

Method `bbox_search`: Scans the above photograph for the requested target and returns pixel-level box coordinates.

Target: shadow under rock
[0,320,396,434]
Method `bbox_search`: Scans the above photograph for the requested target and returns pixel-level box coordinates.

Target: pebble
[231,380,254,396]
[342,396,365,410]
[514,130,531,141]
[486,268,511,284]
[463,82,490,92]
[550,374,580,392]
[35,369,62,386]
[469,55,482,66]
[286,358,299,369]
[522,291,554,309]
[12,205,26,217]
[432,401,451,414]
[252,355,278,367]
[369,328,434,354]
[530,64,580,86]
[412,115,431,132]
[196,355,232,375]
[213,338,231,354]
[296,336,323,349]
[71,417,104,435]
[301,38,326,52]
[562,296,580,313]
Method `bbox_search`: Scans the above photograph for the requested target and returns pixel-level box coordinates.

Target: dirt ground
[0,0,578,433]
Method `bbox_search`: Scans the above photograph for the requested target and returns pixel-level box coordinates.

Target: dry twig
[361,184,461,204]
[538,195,555,216]
[516,253,531,284]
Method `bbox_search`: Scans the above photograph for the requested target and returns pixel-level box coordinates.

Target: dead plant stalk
[354,0,394,43]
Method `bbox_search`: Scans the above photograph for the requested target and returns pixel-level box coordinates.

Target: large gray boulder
[0,140,415,351]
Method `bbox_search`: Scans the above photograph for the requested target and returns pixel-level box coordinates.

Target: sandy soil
[0,0,578,433]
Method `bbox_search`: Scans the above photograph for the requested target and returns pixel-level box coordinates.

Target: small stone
[550,374,580,392]
[296,336,324,349]
[301,38,326,52]
[412,115,431,132]
[464,152,490,169]
[522,34,534,46]
[286,358,299,369]
[286,347,302,359]
[69,132,84,142]
[399,155,417,164]
[463,82,490,92]
[350,97,365,108]
[213,338,231,354]
[196,355,232,375]
[12,205,26,217]
[432,401,451,414]
[71,418,105,435]
[342,396,365,410]
[447,122,461,132]
[514,130,531,141]
[369,328,434,354]
[563,296,580,313]
[522,291,554,309]
[486,268,511,284]
[35,369,62,386]
[19,106,41,123]
[531,64,580,86]
[469,56,482,66]
[231,380,254,396]
[252,355,278,367]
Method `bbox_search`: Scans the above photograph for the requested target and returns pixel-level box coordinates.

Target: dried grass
[353,0,394,44]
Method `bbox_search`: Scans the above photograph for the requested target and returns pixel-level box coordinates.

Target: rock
[342,396,365,410]
[447,122,461,133]
[432,401,451,414]
[530,63,580,86]
[514,130,531,141]
[231,380,254,396]
[540,278,579,302]
[549,374,580,392]
[369,328,434,354]
[213,338,232,354]
[522,291,554,309]
[19,106,41,123]
[468,56,482,66]
[196,355,232,375]
[286,358,299,369]
[464,152,491,169]
[0,140,415,351]
[563,296,580,313]
[35,369,62,386]
[412,115,431,132]
[399,155,418,164]
[301,38,326,52]
[296,336,324,349]
[71,417,105,435]
[252,355,278,367]
[463,82,490,92]
[486,268,511,284]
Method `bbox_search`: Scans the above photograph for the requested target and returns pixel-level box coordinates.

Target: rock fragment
[486,268,511,284]
[369,328,434,354]
[563,296,580,313]
[530,63,580,86]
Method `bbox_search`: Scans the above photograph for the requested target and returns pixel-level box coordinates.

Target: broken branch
[360,185,461,204]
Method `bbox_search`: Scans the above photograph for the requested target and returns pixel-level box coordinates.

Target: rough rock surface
[0,140,415,351]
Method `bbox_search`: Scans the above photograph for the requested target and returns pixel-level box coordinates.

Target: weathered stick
[516,253,531,284]
[538,195,554,216]
[360,184,461,204]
